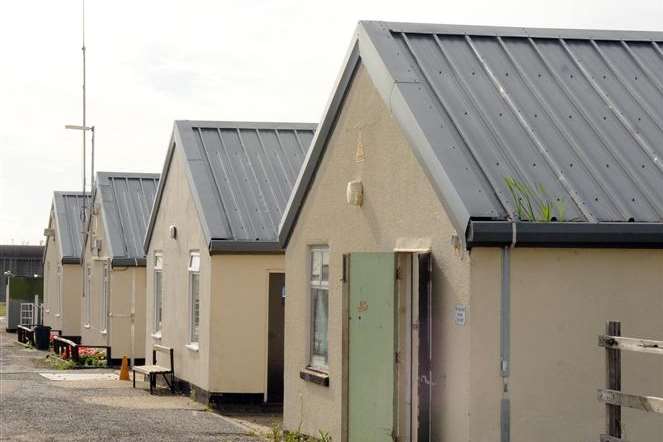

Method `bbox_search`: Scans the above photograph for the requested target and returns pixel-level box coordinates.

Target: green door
[348,252,397,442]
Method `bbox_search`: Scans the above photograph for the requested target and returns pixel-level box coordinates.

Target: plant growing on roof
[504,176,566,222]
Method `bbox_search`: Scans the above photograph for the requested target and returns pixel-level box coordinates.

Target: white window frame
[309,246,330,371]
[100,261,110,332]
[84,265,91,327]
[187,252,201,349]
[153,253,164,335]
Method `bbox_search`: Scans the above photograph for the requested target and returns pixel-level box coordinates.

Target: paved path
[0,319,260,441]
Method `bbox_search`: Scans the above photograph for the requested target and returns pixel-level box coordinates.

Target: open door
[267,272,285,403]
[348,252,432,442]
[348,252,397,441]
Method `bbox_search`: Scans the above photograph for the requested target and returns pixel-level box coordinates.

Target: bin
[34,325,52,350]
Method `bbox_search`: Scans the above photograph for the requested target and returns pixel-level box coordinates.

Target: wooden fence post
[606,321,622,438]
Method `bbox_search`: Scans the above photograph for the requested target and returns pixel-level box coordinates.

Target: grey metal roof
[51,192,90,263]
[95,172,160,265]
[279,21,663,247]
[144,121,316,253]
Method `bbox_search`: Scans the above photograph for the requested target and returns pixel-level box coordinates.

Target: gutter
[466,221,663,249]
[61,257,81,265]
[209,240,283,254]
[111,257,146,267]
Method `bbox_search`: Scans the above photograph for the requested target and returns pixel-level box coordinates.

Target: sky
[0,0,661,245]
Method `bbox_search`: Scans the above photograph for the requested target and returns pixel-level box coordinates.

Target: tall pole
[82,0,86,201]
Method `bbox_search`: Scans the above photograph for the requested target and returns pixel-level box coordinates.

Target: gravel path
[0,318,260,441]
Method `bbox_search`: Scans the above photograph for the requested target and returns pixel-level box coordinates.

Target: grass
[505,176,566,222]
[0,302,6,317]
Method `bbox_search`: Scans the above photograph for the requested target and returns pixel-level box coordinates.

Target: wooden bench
[132,344,175,394]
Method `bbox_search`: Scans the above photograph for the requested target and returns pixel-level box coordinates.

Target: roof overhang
[111,257,146,267]
[209,240,283,254]
[466,221,663,249]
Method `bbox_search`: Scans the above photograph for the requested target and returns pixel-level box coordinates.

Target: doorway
[347,252,431,442]
[267,272,285,403]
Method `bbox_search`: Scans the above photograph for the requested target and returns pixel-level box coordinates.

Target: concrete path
[0,319,261,441]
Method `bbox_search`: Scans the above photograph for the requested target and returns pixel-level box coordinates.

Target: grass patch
[45,354,77,370]
[0,302,6,317]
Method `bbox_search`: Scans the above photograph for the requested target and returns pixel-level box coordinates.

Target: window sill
[55,313,61,318]
[100,329,108,335]
[45,309,50,313]
[300,367,329,387]
[151,331,162,340]
[185,343,199,352]
[84,323,91,329]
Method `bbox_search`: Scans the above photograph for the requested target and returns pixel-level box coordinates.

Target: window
[84,265,91,325]
[188,252,201,345]
[153,253,164,333]
[57,265,63,316]
[100,262,109,331]
[309,247,329,370]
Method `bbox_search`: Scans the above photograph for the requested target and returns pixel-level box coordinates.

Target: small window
[100,262,110,331]
[309,247,329,371]
[57,265,63,316]
[84,266,92,325]
[154,253,164,333]
[188,252,201,344]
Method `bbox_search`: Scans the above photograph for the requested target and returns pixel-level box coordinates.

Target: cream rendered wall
[469,248,663,442]
[43,214,61,330]
[209,254,284,393]
[81,197,145,359]
[60,264,82,336]
[145,144,211,390]
[283,64,471,441]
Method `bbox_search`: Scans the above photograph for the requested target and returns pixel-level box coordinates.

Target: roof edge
[466,221,663,249]
[111,257,146,267]
[61,257,81,265]
[209,240,283,254]
[174,120,317,130]
[278,39,362,248]
[363,20,663,41]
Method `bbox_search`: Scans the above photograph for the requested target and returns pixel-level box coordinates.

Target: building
[278,21,663,441]
[0,245,43,302]
[42,192,90,339]
[81,171,160,365]
[143,121,315,404]
[5,275,43,332]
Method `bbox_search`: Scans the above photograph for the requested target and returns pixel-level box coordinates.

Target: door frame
[264,268,285,403]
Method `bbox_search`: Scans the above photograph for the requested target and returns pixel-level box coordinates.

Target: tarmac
[0,317,267,441]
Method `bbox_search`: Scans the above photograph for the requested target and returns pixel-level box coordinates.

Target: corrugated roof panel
[96,172,160,260]
[376,22,663,223]
[53,192,90,260]
[174,121,316,245]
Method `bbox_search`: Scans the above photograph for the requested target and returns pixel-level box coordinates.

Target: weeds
[269,424,331,442]
[504,176,566,222]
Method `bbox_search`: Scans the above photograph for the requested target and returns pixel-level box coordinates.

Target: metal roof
[95,172,160,265]
[51,192,90,263]
[144,121,316,253]
[279,21,663,247]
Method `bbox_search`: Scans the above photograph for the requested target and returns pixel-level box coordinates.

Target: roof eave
[111,257,146,267]
[209,239,283,254]
[466,221,663,249]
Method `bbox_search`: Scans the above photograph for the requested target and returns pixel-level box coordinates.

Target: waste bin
[34,325,52,350]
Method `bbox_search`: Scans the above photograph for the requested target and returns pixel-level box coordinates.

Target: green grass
[0,302,6,317]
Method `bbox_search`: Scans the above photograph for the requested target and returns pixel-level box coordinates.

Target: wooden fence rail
[597,321,663,442]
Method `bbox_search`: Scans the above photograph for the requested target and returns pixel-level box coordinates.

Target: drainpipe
[500,223,516,442]
[130,267,135,368]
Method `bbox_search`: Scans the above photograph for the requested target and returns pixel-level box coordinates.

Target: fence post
[606,321,622,438]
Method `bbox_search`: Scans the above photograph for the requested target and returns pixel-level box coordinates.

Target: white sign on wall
[455,304,467,326]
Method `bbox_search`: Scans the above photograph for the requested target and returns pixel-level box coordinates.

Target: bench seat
[133,365,171,375]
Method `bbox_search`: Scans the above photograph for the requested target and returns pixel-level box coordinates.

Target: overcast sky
[0,0,661,245]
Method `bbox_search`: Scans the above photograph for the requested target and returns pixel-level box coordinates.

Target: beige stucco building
[43,192,88,338]
[81,172,159,364]
[277,21,663,441]
[143,121,315,403]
